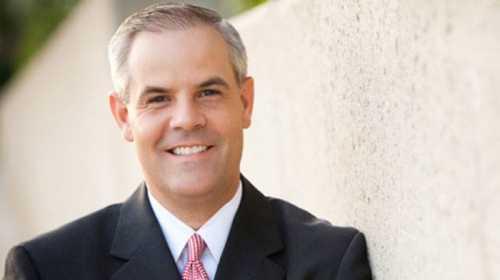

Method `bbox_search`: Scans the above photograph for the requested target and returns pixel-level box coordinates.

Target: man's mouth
[167,145,213,156]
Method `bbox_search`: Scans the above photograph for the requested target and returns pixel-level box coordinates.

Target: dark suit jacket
[4,176,372,280]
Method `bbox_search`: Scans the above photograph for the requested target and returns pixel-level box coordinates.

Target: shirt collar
[147,181,242,263]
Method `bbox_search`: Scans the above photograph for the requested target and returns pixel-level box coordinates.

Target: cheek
[133,110,169,147]
[216,111,245,151]
[210,107,241,132]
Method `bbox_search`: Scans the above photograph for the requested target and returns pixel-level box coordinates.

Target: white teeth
[172,145,208,156]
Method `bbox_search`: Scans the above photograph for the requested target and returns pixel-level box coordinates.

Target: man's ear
[109,92,134,142]
[240,77,254,129]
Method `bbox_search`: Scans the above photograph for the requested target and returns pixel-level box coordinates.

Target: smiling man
[111,23,252,231]
[4,3,372,280]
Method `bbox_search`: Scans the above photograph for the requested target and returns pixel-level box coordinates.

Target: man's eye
[148,95,169,103]
[199,89,221,98]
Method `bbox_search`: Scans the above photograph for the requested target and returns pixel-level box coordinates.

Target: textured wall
[235,0,500,279]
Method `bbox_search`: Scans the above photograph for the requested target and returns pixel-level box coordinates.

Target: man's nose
[169,98,206,131]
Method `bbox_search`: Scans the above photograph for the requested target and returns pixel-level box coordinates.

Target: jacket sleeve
[334,232,373,280]
[3,246,40,280]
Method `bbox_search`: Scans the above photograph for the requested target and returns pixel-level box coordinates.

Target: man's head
[108,3,254,215]
[108,2,248,102]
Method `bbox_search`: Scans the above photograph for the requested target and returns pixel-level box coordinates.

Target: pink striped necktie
[182,234,209,280]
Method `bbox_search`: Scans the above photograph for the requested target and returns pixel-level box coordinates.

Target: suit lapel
[109,184,181,280]
[215,176,285,280]
[108,177,285,280]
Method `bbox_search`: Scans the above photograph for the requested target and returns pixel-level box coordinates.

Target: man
[4,3,372,280]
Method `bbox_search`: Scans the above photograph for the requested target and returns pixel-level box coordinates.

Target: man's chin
[163,173,220,197]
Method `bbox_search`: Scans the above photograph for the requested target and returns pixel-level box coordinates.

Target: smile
[168,145,213,156]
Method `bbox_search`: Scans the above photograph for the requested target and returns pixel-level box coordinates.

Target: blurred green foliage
[239,0,267,11]
[0,0,79,92]
[14,0,80,70]
[0,0,266,94]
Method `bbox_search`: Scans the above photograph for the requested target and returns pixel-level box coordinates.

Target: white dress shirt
[147,182,242,280]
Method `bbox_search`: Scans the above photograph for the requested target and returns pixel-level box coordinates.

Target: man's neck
[147,181,240,230]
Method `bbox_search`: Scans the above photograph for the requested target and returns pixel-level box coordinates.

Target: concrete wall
[0,0,143,273]
[1,0,499,279]
[235,0,500,279]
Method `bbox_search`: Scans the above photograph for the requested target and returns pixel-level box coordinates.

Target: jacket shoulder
[19,203,122,270]
[268,197,367,278]
[269,197,359,241]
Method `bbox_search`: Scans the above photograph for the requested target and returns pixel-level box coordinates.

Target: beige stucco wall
[1,0,499,279]
[236,0,500,279]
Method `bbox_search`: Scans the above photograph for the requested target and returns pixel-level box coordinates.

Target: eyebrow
[197,76,230,89]
[140,85,170,95]
[137,86,171,101]
[137,76,230,100]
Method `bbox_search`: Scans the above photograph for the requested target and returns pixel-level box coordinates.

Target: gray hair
[108,2,247,102]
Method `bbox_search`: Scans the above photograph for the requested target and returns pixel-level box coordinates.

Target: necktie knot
[183,234,209,280]
[187,234,206,262]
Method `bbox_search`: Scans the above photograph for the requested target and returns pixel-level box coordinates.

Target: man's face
[110,25,253,205]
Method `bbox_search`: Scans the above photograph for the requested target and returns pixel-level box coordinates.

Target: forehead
[127,25,235,92]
